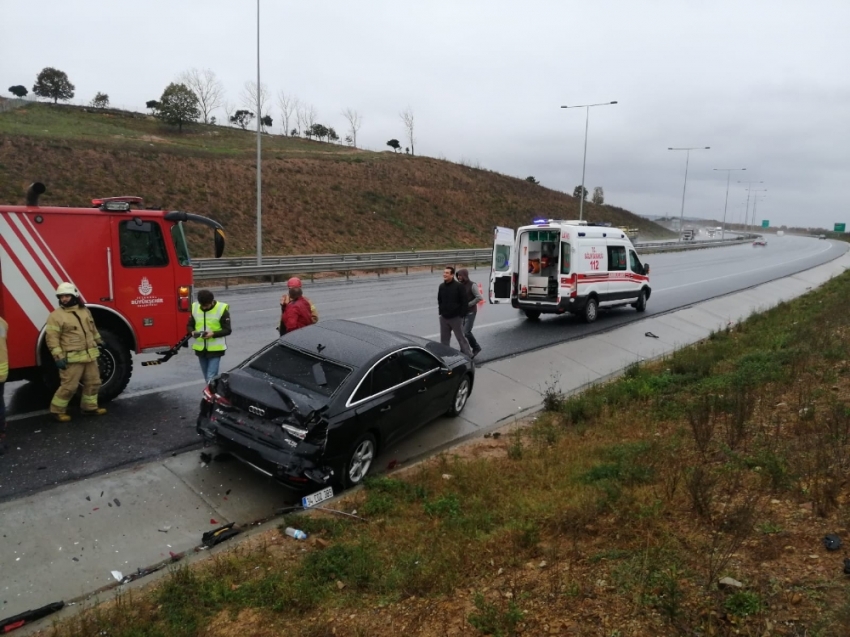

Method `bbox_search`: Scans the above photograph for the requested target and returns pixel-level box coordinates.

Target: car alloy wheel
[346,434,376,486]
[448,375,471,416]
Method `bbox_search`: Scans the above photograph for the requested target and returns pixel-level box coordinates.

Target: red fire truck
[0,182,226,401]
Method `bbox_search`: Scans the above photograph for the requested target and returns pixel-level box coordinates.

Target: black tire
[446,374,472,417]
[96,328,133,402]
[342,433,377,489]
[634,289,647,313]
[524,310,541,320]
[583,297,599,324]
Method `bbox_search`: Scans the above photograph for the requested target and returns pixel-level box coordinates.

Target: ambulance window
[119,220,169,267]
[560,242,571,274]
[607,245,626,271]
[494,245,511,272]
[629,251,644,274]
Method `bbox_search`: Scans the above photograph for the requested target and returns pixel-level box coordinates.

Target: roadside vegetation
[0,102,674,256]
[44,271,850,635]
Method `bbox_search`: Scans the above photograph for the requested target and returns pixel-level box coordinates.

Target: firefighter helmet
[287,277,302,288]
[55,282,79,297]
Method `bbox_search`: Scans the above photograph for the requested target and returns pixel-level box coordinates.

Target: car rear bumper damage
[196,416,334,489]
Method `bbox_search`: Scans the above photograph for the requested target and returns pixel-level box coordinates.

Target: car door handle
[418,387,428,393]
[380,405,392,412]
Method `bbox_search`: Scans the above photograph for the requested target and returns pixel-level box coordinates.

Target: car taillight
[214,393,231,406]
[282,424,307,440]
[202,386,215,403]
[178,286,191,311]
[570,272,578,298]
[512,273,518,296]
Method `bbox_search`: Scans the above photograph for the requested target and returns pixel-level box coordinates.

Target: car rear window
[248,344,351,396]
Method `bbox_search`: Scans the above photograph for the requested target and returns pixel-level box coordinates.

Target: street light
[751,190,768,230]
[255,0,263,265]
[560,101,618,221]
[669,146,710,240]
[738,180,764,233]
[713,168,746,240]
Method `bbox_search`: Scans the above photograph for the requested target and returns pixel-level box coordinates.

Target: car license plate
[302,486,333,508]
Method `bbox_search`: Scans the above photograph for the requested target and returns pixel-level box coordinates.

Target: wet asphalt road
[0,236,844,503]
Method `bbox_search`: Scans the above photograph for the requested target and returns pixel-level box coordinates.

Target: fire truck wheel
[96,328,133,402]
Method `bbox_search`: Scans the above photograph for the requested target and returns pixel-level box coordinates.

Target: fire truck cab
[0,183,226,401]
[489,219,651,323]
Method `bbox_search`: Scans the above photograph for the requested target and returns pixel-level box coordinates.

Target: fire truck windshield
[171,223,192,266]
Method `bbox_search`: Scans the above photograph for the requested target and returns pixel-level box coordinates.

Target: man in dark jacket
[456,268,483,358]
[437,266,473,357]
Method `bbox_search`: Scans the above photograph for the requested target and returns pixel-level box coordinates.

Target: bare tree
[240,81,270,122]
[295,99,307,136]
[222,101,235,127]
[178,68,224,124]
[341,108,362,149]
[277,91,296,136]
[400,107,415,156]
[296,102,318,137]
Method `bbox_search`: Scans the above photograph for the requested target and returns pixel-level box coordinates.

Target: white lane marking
[424,317,522,339]
[247,304,435,319]
[7,379,206,422]
[349,306,435,320]
[654,243,833,293]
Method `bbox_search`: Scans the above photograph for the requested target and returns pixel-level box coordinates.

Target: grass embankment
[0,103,674,257]
[47,274,850,635]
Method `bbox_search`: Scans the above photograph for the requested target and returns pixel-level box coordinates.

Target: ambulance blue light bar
[533,218,548,225]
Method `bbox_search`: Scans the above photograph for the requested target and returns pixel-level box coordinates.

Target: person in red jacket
[279,277,319,335]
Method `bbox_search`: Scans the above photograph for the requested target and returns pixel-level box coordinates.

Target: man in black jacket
[437,266,473,357]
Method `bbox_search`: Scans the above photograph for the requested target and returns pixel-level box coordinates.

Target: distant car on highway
[753,238,767,247]
[819,234,827,240]
[196,319,474,491]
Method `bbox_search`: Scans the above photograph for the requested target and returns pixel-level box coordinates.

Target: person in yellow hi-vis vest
[187,289,232,384]
[0,315,8,454]
[45,282,106,422]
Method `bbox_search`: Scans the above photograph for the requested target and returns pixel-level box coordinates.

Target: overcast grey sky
[2,0,848,229]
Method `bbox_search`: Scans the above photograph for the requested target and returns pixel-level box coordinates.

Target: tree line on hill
[7,67,417,154]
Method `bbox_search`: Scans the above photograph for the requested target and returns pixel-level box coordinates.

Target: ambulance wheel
[634,290,647,313]
[524,310,541,320]
[97,328,133,403]
[583,297,599,323]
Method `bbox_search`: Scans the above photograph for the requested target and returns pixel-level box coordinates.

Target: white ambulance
[489,219,651,323]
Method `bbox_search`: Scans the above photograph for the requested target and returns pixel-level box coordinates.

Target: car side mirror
[643,263,650,275]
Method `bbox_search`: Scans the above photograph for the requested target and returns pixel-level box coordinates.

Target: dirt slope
[0,103,673,257]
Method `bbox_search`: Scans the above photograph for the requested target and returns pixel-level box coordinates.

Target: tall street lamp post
[255,0,263,265]
[669,146,710,240]
[739,180,764,233]
[560,101,618,222]
[751,190,768,230]
[713,168,746,240]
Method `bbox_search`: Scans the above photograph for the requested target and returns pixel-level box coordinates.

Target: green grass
[0,102,363,159]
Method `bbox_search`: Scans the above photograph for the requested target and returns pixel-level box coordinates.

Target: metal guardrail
[192,237,755,287]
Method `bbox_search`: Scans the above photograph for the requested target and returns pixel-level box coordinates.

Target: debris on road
[202,522,241,548]
[0,601,64,634]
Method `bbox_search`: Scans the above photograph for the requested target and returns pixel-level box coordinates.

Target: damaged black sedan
[197,319,474,490]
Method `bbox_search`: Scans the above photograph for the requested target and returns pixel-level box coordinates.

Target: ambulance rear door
[489,226,514,303]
